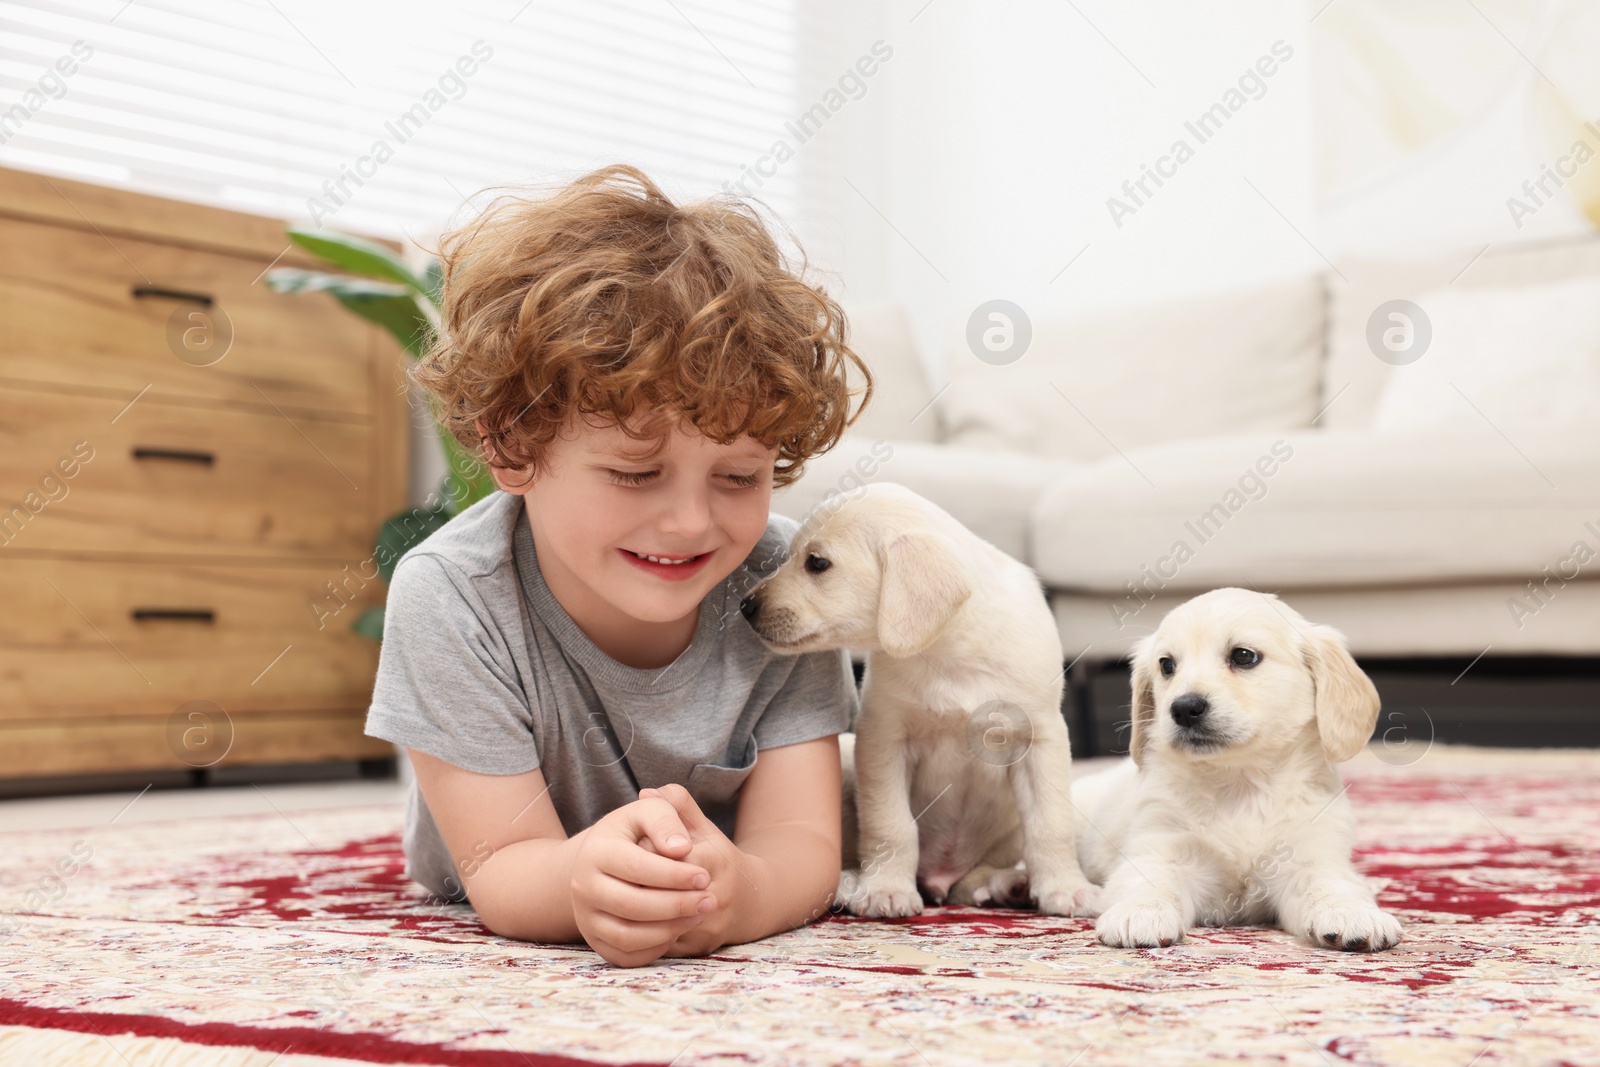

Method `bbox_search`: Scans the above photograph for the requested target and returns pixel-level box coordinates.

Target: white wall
[821,0,1322,384]
[1314,0,1600,256]
[820,0,1600,388]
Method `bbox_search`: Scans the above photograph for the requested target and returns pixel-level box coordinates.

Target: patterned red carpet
[2,746,1597,1066]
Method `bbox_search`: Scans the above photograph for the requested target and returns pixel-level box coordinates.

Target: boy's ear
[486,465,533,495]
[875,532,970,657]
[474,418,532,494]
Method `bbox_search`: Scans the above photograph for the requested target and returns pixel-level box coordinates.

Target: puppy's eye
[1230,646,1261,669]
[804,553,831,574]
[1158,656,1175,678]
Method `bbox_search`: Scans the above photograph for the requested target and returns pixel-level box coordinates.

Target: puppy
[743,483,1097,918]
[1071,588,1402,951]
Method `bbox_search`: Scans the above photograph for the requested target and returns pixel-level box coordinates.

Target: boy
[365,164,871,968]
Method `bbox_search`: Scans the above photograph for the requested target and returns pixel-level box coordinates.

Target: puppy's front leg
[1010,729,1100,916]
[848,718,924,918]
[1094,837,1210,948]
[1272,830,1402,952]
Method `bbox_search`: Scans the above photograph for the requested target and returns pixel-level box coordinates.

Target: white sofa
[775,238,1600,688]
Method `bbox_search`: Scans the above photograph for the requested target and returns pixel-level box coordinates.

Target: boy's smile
[619,548,716,581]
[487,411,776,669]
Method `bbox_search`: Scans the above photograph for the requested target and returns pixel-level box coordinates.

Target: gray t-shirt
[364,490,857,904]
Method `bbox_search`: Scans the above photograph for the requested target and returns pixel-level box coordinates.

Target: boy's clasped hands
[569,783,754,967]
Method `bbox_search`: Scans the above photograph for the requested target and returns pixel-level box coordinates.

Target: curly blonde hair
[411,164,871,489]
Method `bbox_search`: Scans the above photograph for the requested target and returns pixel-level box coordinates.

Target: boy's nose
[659,488,713,537]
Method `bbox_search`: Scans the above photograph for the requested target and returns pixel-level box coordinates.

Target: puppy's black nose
[1170,693,1209,728]
[739,595,760,621]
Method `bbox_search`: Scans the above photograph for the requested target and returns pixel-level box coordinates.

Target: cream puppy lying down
[742,483,1098,918]
[1072,588,1402,951]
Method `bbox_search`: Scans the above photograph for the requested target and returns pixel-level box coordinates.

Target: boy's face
[491,413,777,628]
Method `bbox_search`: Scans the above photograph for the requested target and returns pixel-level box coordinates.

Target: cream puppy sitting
[1072,588,1402,951]
[742,483,1098,918]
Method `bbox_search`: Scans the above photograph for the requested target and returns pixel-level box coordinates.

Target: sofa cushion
[938,273,1325,462]
[1031,425,1600,599]
[1324,238,1600,430]
[840,299,940,445]
[1370,276,1600,431]
[774,435,1073,564]
[1051,580,1600,660]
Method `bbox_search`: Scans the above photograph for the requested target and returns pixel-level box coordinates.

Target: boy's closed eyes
[489,417,779,665]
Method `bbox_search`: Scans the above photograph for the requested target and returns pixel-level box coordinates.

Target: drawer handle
[132,608,216,623]
[132,285,214,306]
[133,447,215,465]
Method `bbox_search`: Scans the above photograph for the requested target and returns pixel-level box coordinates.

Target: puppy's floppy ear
[1127,634,1158,767]
[1304,624,1380,763]
[876,532,971,657]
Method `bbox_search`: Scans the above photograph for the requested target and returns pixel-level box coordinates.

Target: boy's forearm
[467,833,585,944]
[729,826,840,946]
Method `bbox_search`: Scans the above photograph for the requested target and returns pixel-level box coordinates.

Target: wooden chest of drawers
[0,166,408,780]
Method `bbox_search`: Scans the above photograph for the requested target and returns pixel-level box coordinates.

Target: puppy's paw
[1033,877,1103,918]
[831,868,861,912]
[964,866,1031,908]
[1095,900,1185,948]
[850,876,924,918]
[1303,905,1403,952]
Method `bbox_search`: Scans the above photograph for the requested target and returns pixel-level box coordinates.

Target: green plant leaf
[422,257,443,307]
[264,268,407,298]
[287,226,431,294]
[266,268,433,357]
[375,505,453,584]
[336,291,434,358]
[351,606,386,642]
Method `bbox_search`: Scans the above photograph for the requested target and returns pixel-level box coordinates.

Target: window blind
[0,0,808,244]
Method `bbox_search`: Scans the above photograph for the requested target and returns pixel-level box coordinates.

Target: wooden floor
[0,776,404,832]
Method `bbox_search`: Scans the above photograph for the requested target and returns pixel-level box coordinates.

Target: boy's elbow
[478,907,522,941]
[475,890,577,944]
[478,902,578,945]
[466,889,521,941]
[457,838,582,944]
